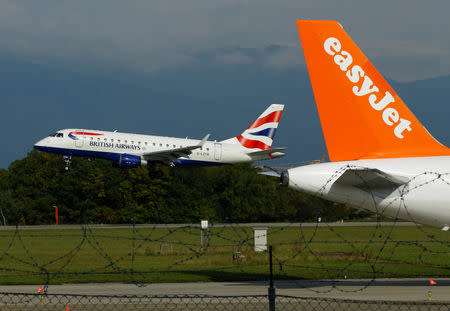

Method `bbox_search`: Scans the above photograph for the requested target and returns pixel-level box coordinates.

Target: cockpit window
[49,132,63,138]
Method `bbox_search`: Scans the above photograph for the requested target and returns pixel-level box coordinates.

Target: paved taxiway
[1,279,448,302]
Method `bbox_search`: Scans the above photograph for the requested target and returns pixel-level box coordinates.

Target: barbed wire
[0,166,448,297]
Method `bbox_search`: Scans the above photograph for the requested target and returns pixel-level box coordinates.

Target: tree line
[0,150,369,225]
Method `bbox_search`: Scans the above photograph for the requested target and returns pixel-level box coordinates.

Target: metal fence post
[268,244,276,311]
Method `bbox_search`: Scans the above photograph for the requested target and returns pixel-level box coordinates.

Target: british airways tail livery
[270,20,450,230]
[34,104,286,168]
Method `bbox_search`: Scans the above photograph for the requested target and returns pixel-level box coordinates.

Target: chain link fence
[0,222,448,310]
[0,292,448,310]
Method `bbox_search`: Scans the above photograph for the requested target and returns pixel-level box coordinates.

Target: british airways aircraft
[268,21,450,230]
[34,104,286,168]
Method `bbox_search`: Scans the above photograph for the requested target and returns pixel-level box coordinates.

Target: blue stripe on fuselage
[34,145,121,161]
[34,145,225,167]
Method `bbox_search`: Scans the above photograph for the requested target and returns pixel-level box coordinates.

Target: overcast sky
[0,0,449,81]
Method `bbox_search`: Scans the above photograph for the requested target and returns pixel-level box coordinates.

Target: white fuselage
[286,157,450,229]
[34,129,275,167]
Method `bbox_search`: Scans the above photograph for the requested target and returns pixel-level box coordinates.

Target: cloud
[0,0,449,80]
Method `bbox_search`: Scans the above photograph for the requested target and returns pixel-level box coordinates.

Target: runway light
[429,278,437,285]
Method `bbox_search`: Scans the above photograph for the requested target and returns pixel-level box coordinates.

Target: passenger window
[159,143,162,147]
[125,140,127,143]
[153,143,156,146]
[166,144,169,147]
[145,142,147,145]
[131,141,134,144]
[111,139,114,142]
[91,137,93,141]
[207,148,209,151]
[173,144,176,148]
[138,141,141,145]
[118,139,121,143]
[104,138,107,141]
[97,138,100,141]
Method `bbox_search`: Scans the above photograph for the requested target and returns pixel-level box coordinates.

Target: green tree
[0,149,369,225]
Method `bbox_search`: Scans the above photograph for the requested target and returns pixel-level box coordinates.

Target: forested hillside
[0,151,368,225]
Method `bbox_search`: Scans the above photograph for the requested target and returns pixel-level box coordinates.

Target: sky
[1,0,449,81]
[0,1,449,168]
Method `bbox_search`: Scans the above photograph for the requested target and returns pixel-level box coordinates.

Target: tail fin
[296,20,449,161]
[222,104,284,150]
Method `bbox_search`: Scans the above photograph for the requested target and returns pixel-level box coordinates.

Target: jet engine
[115,154,147,168]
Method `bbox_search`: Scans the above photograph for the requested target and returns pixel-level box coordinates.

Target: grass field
[0,224,448,285]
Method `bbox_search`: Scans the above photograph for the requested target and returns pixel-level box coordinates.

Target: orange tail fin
[296,20,449,161]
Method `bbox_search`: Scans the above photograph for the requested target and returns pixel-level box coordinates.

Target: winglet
[198,133,211,147]
[258,166,284,177]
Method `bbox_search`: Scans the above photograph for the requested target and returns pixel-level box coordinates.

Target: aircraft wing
[335,167,409,190]
[142,134,210,164]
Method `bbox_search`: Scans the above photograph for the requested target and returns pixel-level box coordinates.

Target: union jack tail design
[223,104,284,150]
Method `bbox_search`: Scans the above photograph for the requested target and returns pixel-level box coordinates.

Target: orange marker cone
[430,279,437,285]
[66,307,70,311]
[37,286,43,293]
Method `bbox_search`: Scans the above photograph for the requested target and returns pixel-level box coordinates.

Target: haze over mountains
[1,54,449,169]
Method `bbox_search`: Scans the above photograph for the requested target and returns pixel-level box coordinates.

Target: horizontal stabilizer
[247,147,286,160]
[247,147,287,156]
[335,167,409,190]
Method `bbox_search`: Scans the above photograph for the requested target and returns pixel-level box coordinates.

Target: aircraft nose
[34,138,48,151]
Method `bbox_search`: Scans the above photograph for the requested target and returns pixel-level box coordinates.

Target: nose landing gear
[63,155,72,171]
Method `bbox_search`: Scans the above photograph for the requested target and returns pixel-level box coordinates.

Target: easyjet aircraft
[34,104,285,168]
[273,21,449,229]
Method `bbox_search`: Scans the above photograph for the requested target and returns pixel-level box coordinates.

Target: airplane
[34,104,286,170]
[266,20,450,230]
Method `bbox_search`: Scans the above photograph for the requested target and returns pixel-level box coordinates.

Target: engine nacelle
[115,154,147,168]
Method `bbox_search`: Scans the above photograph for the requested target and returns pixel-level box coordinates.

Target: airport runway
[0,222,418,230]
[0,279,449,302]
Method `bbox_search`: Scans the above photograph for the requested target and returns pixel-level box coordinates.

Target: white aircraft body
[278,21,450,229]
[34,104,286,168]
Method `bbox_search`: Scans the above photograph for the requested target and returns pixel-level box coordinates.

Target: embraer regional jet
[34,104,285,168]
[270,21,450,229]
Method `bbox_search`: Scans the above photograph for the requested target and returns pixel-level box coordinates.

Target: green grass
[0,225,448,284]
